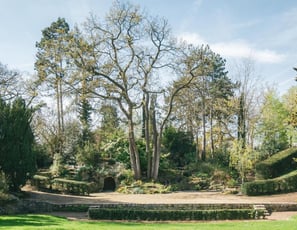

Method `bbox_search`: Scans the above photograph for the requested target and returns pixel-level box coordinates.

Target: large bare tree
[69,2,204,179]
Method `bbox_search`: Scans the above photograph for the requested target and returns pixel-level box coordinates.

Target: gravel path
[23,187,297,221]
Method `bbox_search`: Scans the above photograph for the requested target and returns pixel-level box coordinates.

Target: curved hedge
[242,170,297,196]
[88,207,253,221]
[255,148,297,180]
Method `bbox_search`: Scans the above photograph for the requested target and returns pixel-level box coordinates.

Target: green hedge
[242,170,297,196]
[31,175,52,190]
[31,175,91,196]
[88,207,253,221]
[53,204,90,212]
[255,148,297,179]
[52,178,90,195]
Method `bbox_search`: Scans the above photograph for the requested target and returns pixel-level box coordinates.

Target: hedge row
[31,176,90,195]
[255,148,297,179]
[31,175,52,190]
[242,170,297,196]
[90,203,252,210]
[88,207,253,221]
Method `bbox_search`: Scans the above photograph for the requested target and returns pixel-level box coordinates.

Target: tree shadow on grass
[0,214,66,227]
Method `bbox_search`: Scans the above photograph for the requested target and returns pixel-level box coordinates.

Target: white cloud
[211,41,286,64]
[178,32,286,64]
[178,32,206,45]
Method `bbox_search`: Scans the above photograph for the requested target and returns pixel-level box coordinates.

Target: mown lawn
[0,214,297,230]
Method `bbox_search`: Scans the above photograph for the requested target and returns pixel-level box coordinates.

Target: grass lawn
[1,214,297,230]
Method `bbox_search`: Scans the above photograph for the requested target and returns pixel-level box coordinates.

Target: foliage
[76,142,101,167]
[162,126,195,167]
[35,17,71,157]
[52,178,90,195]
[0,62,21,100]
[33,143,52,169]
[242,170,297,196]
[255,148,297,179]
[31,175,52,191]
[257,89,289,156]
[229,140,258,184]
[0,98,36,191]
[117,181,170,194]
[88,207,253,221]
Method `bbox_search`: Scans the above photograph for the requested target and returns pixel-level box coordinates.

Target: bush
[31,175,52,190]
[242,170,297,196]
[255,148,297,179]
[88,207,253,221]
[52,178,90,195]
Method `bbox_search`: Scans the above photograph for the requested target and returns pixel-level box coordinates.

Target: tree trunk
[127,116,141,180]
[210,109,215,159]
[201,104,207,161]
[144,92,152,179]
[150,96,159,180]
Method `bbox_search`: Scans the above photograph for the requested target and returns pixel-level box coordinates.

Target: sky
[1,0,297,94]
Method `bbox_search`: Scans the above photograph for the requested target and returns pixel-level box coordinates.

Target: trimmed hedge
[31,176,91,195]
[242,170,297,196]
[88,207,253,221]
[31,175,52,190]
[255,148,297,179]
[53,204,90,212]
[52,178,90,195]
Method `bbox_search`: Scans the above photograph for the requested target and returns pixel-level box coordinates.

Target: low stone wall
[0,199,53,215]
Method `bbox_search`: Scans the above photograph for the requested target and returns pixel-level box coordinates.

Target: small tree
[0,98,36,191]
[229,139,257,185]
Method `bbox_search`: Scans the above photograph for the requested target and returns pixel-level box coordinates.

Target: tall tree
[70,2,177,179]
[233,59,263,148]
[170,45,236,161]
[257,89,289,156]
[35,17,71,156]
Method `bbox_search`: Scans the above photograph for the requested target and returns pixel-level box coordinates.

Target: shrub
[255,148,297,179]
[88,207,253,221]
[31,175,52,190]
[242,170,297,196]
[52,178,90,195]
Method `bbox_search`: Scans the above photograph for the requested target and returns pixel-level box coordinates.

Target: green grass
[1,214,297,230]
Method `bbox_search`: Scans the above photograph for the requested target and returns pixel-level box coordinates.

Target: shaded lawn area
[1,215,297,230]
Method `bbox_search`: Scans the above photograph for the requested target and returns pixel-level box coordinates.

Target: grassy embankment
[0,214,297,230]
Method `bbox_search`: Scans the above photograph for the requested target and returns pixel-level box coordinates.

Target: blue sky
[1,0,297,94]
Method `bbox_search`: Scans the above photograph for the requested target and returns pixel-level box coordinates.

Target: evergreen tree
[0,98,36,191]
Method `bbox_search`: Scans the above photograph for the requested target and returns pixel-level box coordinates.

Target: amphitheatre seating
[253,205,271,219]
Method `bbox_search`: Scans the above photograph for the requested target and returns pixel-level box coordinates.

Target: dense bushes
[242,170,297,196]
[88,207,253,221]
[255,148,297,179]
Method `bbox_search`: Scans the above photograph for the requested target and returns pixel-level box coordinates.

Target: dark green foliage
[242,170,297,196]
[33,143,52,169]
[255,148,297,179]
[88,207,252,221]
[0,98,36,191]
[162,126,195,167]
[53,204,89,212]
